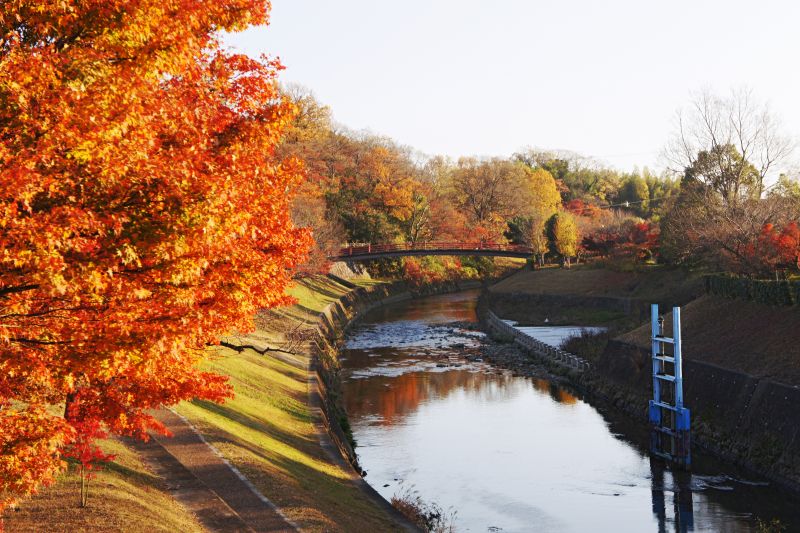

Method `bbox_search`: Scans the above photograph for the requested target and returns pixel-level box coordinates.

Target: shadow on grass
[292,302,330,321]
[180,401,398,531]
[100,455,165,488]
[297,277,349,302]
[190,399,316,449]
[260,306,317,327]
[223,356,312,416]
[211,433,394,531]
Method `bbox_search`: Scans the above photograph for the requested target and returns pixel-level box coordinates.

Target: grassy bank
[619,294,800,386]
[491,263,703,301]
[6,438,205,533]
[175,275,402,531]
[488,264,704,330]
[8,275,400,532]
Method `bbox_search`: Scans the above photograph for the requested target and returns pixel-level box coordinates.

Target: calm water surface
[340,290,800,532]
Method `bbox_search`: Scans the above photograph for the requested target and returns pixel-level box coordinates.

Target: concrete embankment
[485,267,800,492]
[584,296,800,490]
[591,340,800,491]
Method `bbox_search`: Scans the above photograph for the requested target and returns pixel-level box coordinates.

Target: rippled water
[340,290,800,532]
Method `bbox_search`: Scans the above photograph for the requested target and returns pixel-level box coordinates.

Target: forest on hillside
[281,85,800,282]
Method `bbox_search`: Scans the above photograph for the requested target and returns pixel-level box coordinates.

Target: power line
[568,195,671,215]
[604,195,669,208]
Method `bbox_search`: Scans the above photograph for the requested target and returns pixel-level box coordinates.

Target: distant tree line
[281,85,799,280]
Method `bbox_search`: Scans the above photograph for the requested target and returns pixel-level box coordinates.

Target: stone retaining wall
[596,340,800,490]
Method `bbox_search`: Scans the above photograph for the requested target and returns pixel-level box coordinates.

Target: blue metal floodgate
[649,304,691,468]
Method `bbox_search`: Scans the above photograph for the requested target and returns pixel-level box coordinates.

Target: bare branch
[662,88,795,201]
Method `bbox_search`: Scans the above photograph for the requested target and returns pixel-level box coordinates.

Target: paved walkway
[131,436,252,532]
[143,409,297,533]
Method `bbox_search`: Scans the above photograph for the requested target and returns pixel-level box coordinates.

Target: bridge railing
[336,241,534,258]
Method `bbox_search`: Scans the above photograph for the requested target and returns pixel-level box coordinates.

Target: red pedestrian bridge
[331,241,534,261]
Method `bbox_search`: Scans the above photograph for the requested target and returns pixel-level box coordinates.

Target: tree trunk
[64,391,76,420]
[79,464,89,508]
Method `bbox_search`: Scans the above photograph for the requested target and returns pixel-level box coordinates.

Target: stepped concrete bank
[485,310,590,372]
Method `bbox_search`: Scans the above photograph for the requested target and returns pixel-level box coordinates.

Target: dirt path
[130,436,251,533]
[148,408,298,533]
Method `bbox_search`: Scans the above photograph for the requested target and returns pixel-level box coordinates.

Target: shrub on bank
[561,330,611,362]
[390,487,456,533]
[402,256,480,288]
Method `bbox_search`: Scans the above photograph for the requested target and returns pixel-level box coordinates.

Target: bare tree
[664,88,795,202]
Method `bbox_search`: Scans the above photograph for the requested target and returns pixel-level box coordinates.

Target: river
[340,289,800,532]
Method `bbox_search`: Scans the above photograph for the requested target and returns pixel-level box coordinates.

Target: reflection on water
[651,461,695,533]
[345,369,517,426]
[341,290,800,532]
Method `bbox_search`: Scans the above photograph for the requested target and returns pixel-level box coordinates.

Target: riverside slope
[487,266,800,493]
[174,274,487,531]
[174,276,411,531]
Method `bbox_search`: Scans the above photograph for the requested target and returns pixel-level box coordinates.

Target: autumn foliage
[580,214,660,263]
[401,256,479,287]
[564,199,603,219]
[1,0,309,509]
[746,222,800,276]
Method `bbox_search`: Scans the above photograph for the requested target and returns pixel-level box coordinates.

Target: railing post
[650,304,661,420]
[673,307,683,409]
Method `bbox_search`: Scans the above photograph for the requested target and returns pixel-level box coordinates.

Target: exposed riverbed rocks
[427,320,574,386]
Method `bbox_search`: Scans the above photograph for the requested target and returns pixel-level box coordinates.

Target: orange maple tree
[0,0,310,509]
[746,222,800,275]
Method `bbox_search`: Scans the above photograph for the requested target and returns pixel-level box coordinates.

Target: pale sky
[223,0,800,173]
